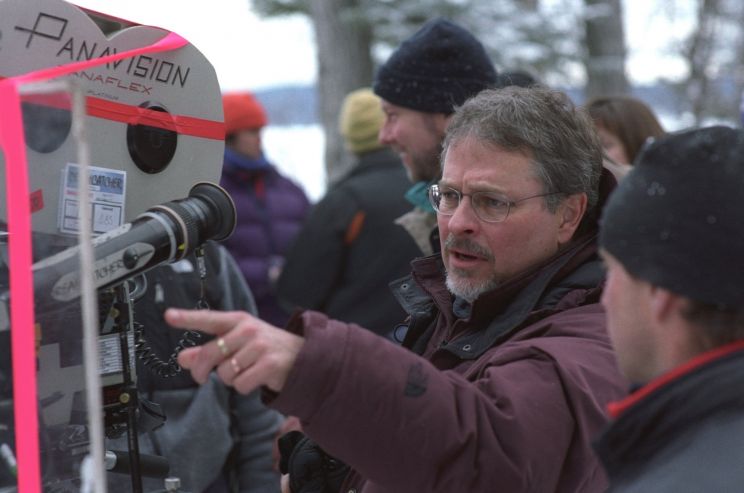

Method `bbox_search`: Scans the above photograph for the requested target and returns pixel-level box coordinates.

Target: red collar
[607,339,744,419]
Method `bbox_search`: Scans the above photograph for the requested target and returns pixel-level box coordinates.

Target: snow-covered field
[263,124,326,203]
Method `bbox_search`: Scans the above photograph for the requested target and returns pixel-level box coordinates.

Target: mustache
[443,234,494,261]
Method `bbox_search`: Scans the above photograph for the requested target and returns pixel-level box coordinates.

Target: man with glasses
[163,86,627,492]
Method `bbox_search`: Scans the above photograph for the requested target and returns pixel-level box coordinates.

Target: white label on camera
[59,163,127,235]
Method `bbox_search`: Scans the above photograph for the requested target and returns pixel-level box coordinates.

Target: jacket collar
[333,148,401,184]
[393,234,603,359]
[392,167,617,357]
[595,341,744,477]
[607,339,744,419]
[445,234,602,359]
[223,148,274,172]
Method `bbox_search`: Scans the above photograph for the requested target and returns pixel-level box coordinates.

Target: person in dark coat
[374,18,498,256]
[164,86,628,493]
[276,88,420,337]
[107,241,282,493]
[219,92,310,327]
[595,125,744,492]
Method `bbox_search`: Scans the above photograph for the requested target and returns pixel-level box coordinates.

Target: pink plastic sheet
[0,31,187,493]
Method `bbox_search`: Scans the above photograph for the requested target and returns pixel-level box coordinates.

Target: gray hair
[441,86,603,222]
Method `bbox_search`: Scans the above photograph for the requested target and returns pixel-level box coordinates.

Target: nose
[446,195,479,235]
[379,120,394,146]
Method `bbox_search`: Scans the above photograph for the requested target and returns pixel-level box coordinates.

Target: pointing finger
[165,308,249,336]
[167,309,254,383]
[176,346,200,370]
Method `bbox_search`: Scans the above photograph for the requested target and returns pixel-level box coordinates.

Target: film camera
[0,0,234,491]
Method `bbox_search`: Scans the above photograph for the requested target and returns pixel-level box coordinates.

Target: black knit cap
[599,125,744,307]
[373,18,498,114]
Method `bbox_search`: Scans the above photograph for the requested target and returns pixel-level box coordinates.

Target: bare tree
[253,0,373,181]
[583,0,629,99]
[683,0,720,124]
[309,0,374,182]
[679,0,744,125]
[655,0,744,126]
[252,0,590,179]
[733,3,744,125]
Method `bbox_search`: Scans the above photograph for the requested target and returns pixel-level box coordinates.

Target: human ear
[649,288,684,325]
[649,288,702,365]
[556,193,588,244]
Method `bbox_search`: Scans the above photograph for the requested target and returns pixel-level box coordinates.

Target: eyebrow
[438,180,508,195]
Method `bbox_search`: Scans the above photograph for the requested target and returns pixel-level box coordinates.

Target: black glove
[278,431,350,493]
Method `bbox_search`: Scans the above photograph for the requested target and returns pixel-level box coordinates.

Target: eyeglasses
[428,184,564,223]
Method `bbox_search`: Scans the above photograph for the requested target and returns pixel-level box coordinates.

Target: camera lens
[126,101,178,174]
[22,100,71,154]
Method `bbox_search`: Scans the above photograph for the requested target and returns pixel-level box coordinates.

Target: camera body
[0,0,230,491]
[0,0,225,235]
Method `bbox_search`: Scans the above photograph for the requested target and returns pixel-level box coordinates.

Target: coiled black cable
[133,321,202,378]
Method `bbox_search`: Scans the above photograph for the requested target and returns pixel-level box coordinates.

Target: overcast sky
[65,0,695,200]
[71,0,317,91]
[70,0,692,91]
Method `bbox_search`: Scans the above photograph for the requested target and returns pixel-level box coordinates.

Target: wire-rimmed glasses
[428,184,564,223]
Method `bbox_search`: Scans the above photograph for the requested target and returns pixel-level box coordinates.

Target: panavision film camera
[0,0,234,491]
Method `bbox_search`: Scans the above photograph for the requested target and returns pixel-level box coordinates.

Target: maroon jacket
[270,230,627,492]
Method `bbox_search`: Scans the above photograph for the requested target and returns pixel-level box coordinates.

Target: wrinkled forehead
[442,134,536,170]
[440,136,541,189]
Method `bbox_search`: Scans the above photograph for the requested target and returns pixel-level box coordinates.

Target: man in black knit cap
[374,18,498,255]
[595,125,744,492]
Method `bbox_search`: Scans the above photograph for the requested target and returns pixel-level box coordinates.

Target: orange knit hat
[222,91,268,134]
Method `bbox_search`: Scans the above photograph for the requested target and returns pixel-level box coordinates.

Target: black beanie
[599,125,744,308]
[373,18,498,114]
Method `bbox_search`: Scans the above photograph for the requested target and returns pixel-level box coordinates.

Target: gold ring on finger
[230,357,241,375]
[216,337,229,356]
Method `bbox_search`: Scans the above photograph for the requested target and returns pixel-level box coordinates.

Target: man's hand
[164,308,304,394]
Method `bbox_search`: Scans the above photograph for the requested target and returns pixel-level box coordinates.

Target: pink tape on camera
[0,31,188,493]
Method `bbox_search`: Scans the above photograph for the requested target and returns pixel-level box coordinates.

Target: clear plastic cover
[1,80,106,493]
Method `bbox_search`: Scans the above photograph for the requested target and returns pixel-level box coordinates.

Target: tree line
[251,0,744,179]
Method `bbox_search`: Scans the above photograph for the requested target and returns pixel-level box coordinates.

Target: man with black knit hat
[374,18,498,255]
[596,125,744,492]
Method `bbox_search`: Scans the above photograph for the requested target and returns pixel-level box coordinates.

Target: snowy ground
[263,124,326,203]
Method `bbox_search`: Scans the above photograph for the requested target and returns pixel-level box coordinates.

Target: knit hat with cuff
[373,18,498,114]
[222,91,268,134]
[339,88,385,154]
[600,125,744,308]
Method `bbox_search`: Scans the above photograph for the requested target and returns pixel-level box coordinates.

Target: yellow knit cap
[338,88,385,154]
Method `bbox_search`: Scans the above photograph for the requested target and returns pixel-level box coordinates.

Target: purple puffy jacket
[220,154,309,326]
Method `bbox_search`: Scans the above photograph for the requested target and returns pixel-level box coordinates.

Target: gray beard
[445,270,499,303]
[442,234,499,302]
